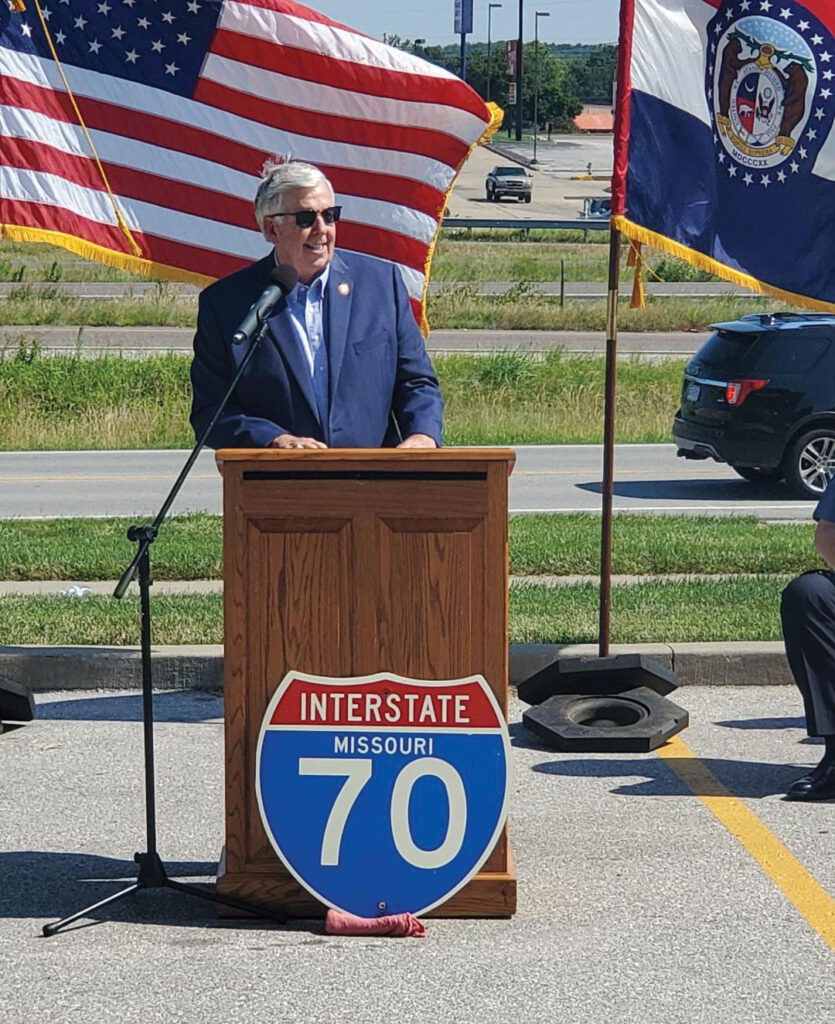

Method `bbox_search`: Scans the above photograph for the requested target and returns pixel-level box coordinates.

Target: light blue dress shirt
[285,265,330,426]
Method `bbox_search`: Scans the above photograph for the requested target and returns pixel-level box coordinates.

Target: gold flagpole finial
[7,1,27,13]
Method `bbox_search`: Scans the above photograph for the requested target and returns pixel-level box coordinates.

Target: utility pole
[532,10,550,164]
[487,3,502,103]
[515,0,523,141]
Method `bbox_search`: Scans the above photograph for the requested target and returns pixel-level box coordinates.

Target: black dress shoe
[786,759,835,801]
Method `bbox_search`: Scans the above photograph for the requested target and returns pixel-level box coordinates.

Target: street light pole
[487,3,502,103]
[532,10,550,164]
[515,0,523,141]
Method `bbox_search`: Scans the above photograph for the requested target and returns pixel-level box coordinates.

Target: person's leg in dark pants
[780,572,835,800]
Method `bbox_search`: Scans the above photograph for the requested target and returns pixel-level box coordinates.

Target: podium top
[215,447,516,467]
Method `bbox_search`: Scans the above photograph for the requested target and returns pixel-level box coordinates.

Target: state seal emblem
[707,3,834,183]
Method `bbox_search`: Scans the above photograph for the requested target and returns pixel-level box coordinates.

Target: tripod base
[43,851,286,936]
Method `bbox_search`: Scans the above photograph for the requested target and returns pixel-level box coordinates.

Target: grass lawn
[0,577,791,645]
[0,513,820,582]
[0,349,687,449]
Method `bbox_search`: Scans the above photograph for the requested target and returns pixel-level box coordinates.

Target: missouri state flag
[0,1,500,329]
[613,0,835,310]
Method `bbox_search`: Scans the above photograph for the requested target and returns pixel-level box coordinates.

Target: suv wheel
[785,428,835,498]
[486,185,493,201]
[732,466,784,484]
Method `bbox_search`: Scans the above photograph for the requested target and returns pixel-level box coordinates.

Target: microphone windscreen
[270,264,299,294]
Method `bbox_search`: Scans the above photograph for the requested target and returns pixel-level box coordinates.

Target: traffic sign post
[256,671,511,918]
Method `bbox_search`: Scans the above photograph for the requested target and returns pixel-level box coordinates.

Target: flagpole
[599,226,622,657]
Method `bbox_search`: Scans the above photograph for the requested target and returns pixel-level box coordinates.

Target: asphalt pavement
[0,445,817,521]
[2,685,832,1024]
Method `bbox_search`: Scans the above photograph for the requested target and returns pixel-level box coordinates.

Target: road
[0,326,712,359]
[0,445,816,521]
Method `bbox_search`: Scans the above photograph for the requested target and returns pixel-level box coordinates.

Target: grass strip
[0,290,784,331]
[0,514,820,582]
[0,350,686,449]
[0,577,791,645]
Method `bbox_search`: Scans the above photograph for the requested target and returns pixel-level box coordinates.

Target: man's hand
[396,433,438,449]
[270,434,328,450]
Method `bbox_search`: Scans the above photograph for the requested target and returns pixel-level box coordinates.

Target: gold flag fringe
[0,223,213,287]
[612,215,835,314]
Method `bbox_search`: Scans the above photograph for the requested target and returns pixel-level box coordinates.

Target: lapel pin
[338,282,350,296]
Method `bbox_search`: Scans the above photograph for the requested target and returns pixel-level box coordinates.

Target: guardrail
[441,218,610,231]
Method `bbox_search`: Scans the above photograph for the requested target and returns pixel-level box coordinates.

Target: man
[779,480,835,801]
[190,161,442,450]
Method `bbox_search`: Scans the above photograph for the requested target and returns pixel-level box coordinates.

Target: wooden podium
[215,448,516,917]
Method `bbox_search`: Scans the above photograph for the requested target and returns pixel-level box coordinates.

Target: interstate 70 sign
[256,671,511,918]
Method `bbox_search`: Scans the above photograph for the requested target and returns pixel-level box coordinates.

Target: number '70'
[298,757,467,869]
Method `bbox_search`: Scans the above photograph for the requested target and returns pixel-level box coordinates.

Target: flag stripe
[0,73,448,220]
[192,77,470,168]
[0,48,459,192]
[207,32,486,135]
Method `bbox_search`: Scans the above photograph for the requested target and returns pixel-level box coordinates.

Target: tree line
[386,39,617,131]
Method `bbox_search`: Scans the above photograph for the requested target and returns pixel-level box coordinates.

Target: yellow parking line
[659,735,835,950]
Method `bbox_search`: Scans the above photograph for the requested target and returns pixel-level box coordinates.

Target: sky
[306,1,620,47]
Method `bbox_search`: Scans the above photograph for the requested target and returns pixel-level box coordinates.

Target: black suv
[673,313,835,499]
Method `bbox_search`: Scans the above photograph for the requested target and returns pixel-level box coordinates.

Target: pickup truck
[485,165,532,203]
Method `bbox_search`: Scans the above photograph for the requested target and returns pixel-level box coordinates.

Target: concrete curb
[0,641,793,694]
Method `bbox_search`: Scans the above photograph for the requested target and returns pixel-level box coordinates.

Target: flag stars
[815,107,826,121]
[799,146,808,159]
[137,17,150,28]
[790,160,800,173]
[743,172,754,186]
[779,6,791,17]
[125,49,139,63]
[20,21,31,36]
[761,174,771,187]
[798,20,810,32]
[718,152,726,163]
[111,25,125,40]
[74,15,87,29]
[820,52,832,63]
[55,29,66,43]
[151,39,165,52]
[162,11,175,23]
[97,1,111,14]
[177,32,191,45]
[740,0,750,8]
[728,165,737,177]
[41,7,51,21]
[807,128,817,141]
[187,1,201,12]
[164,61,179,75]
[822,88,832,100]
[824,70,834,81]
[123,0,135,6]
[813,35,824,46]
[759,0,772,10]
[89,39,102,54]
[777,170,787,183]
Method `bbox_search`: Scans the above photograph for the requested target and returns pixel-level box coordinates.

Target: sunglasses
[270,206,342,228]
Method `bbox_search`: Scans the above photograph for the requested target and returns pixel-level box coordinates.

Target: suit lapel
[265,302,320,423]
[325,253,353,409]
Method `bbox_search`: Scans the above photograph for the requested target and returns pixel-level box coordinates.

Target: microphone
[232,263,299,344]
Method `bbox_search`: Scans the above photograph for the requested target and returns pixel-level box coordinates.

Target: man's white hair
[254,160,334,230]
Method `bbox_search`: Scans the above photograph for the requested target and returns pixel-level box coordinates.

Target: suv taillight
[725,379,769,406]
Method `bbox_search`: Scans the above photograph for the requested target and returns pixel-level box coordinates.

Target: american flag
[0,0,499,324]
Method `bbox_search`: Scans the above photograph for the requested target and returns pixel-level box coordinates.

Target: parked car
[673,313,835,499]
[485,165,532,203]
[586,197,611,219]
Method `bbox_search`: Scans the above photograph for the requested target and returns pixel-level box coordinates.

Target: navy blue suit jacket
[189,249,443,449]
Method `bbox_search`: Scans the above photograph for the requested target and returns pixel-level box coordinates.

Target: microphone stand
[44,317,285,936]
